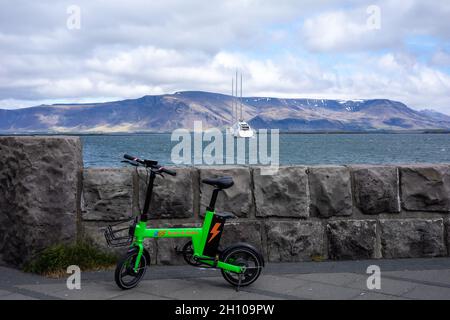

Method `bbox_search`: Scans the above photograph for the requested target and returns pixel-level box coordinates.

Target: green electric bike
[104,154,264,290]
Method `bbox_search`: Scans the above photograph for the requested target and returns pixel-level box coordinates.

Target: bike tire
[220,245,263,287]
[115,249,148,290]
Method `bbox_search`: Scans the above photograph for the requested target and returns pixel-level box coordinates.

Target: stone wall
[0,136,82,267]
[1,136,449,268]
[81,164,450,265]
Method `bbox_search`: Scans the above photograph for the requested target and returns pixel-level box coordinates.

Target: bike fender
[220,242,265,267]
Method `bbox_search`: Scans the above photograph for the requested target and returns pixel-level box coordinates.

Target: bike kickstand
[236,273,243,292]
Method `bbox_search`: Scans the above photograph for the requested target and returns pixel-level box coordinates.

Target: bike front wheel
[220,245,263,287]
[115,249,148,290]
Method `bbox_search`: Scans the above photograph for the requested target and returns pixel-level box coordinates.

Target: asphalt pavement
[1,257,450,300]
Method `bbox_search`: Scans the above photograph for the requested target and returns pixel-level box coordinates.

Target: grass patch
[23,241,118,277]
[311,255,325,262]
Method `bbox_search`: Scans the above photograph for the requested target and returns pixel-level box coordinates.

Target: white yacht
[229,120,254,138]
[228,71,254,138]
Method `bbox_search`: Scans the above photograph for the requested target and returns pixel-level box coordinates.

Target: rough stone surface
[199,167,252,218]
[400,165,450,212]
[351,166,400,215]
[309,166,353,218]
[266,221,325,262]
[327,220,377,260]
[82,168,134,221]
[253,166,309,218]
[380,219,446,258]
[156,238,190,265]
[221,220,264,253]
[138,167,194,219]
[0,136,82,267]
[446,218,450,257]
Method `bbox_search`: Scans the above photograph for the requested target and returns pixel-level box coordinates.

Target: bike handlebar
[124,154,144,164]
[123,154,176,176]
[159,167,176,176]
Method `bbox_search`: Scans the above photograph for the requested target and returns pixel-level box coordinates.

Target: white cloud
[431,50,450,67]
[0,0,449,115]
[302,10,374,52]
[301,1,450,52]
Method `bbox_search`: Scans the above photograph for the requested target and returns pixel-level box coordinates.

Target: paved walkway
[1,258,450,300]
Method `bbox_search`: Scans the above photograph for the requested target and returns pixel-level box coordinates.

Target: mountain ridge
[1,91,449,133]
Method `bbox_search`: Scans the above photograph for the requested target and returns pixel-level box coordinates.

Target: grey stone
[446,218,450,257]
[199,167,252,217]
[82,168,134,221]
[327,220,377,260]
[309,166,353,218]
[138,167,194,219]
[253,166,309,218]
[351,166,400,215]
[266,221,325,262]
[221,220,264,253]
[380,219,446,258]
[156,238,189,265]
[0,136,82,267]
[400,165,450,212]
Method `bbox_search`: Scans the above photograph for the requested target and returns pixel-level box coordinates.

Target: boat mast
[240,73,243,121]
[235,70,238,123]
[231,77,234,125]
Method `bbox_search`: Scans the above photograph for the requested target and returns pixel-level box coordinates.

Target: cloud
[0,0,449,114]
[301,1,450,53]
[431,50,450,67]
[302,10,383,52]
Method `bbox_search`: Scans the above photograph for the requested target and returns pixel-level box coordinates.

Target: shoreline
[1,130,450,136]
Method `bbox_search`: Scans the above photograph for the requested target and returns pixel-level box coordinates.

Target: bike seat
[201,176,234,189]
[215,212,236,219]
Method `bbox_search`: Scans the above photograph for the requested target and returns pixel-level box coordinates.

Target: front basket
[104,219,135,247]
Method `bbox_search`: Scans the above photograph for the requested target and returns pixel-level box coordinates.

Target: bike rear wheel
[115,249,147,290]
[220,246,262,287]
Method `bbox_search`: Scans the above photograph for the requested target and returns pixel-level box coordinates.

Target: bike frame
[130,169,243,274]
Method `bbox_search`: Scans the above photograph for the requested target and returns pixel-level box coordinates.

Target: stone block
[309,166,353,217]
[380,219,446,258]
[138,167,194,219]
[82,168,134,221]
[327,220,377,260]
[400,165,450,212]
[351,166,400,215]
[253,166,309,218]
[221,220,264,253]
[265,221,325,262]
[199,167,252,217]
[0,136,82,266]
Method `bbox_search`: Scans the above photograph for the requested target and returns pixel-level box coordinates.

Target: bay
[80,133,450,167]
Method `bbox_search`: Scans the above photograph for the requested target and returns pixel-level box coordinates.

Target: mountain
[418,109,450,123]
[1,91,449,133]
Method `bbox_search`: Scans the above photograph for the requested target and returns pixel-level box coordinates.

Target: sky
[1,0,450,114]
